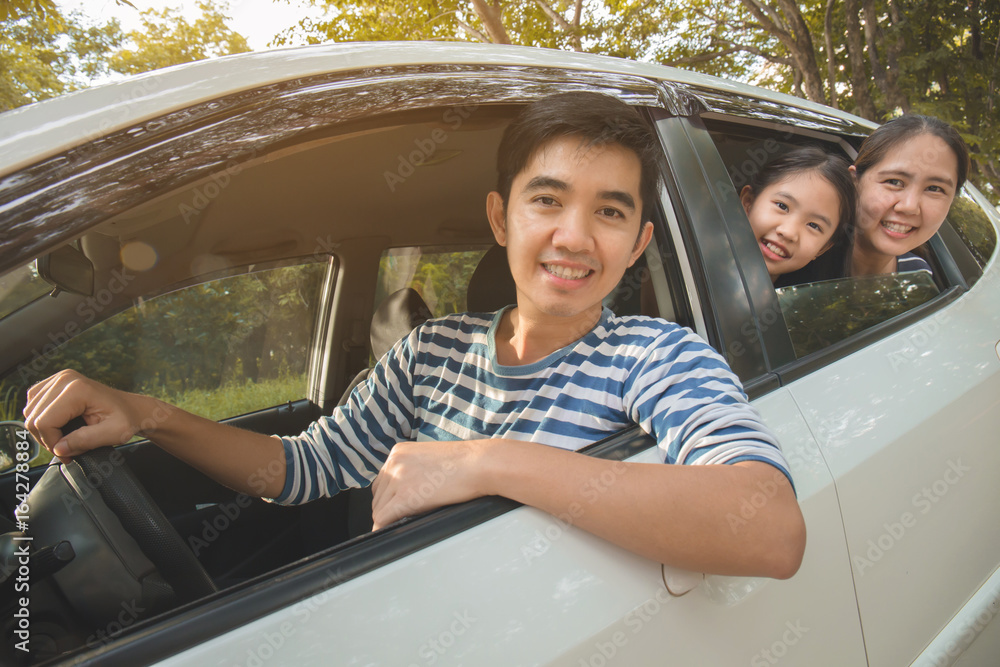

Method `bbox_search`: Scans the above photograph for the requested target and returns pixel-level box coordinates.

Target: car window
[776,272,939,357]
[0,262,51,320]
[706,123,972,362]
[376,245,491,318]
[1,263,326,437]
[947,191,998,269]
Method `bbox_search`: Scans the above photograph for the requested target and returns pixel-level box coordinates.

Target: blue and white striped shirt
[272,307,789,505]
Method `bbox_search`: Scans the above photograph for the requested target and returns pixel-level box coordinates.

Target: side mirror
[0,422,42,473]
[36,245,94,297]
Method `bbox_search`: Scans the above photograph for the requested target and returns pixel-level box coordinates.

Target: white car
[0,42,998,666]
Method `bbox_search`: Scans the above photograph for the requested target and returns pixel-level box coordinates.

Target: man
[24,92,805,578]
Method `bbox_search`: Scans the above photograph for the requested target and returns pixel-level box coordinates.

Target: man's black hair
[496,92,663,222]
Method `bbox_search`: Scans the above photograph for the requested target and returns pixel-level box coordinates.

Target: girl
[740,146,855,284]
[850,115,970,276]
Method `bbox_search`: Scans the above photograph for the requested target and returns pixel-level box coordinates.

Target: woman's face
[853,132,959,259]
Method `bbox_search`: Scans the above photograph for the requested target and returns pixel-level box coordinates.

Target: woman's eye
[884,178,904,187]
[927,185,947,194]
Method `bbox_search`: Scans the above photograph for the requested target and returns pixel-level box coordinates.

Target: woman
[849,114,970,276]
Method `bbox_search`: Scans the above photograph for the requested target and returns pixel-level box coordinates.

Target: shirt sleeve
[267,331,418,505]
[622,326,793,490]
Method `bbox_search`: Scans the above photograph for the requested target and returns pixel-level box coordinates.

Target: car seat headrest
[467,245,517,313]
[370,288,432,359]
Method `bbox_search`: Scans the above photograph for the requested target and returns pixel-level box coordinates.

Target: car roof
[0,41,873,176]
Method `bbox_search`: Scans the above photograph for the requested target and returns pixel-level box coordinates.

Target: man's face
[487,136,652,326]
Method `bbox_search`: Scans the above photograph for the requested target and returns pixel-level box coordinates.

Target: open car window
[704,119,990,364]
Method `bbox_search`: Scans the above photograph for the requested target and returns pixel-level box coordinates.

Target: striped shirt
[272,307,790,505]
[897,252,932,274]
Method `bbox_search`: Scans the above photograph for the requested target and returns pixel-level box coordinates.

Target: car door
[689,99,1000,665]
[104,68,868,665]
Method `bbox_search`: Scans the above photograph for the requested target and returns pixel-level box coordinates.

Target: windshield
[0,262,51,321]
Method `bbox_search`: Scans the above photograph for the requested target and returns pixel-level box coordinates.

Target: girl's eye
[807,221,823,232]
[773,201,789,212]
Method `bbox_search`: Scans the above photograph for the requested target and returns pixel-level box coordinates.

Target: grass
[156,372,308,423]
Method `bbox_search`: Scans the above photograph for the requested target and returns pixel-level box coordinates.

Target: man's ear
[628,221,654,267]
[486,191,507,246]
[739,185,755,215]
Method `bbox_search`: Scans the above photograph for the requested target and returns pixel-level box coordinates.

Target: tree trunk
[884,0,911,112]
[741,0,826,102]
[844,0,877,119]
[825,0,838,108]
[470,0,511,44]
[862,0,889,111]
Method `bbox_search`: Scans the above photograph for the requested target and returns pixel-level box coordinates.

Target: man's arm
[371,439,806,579]
[24,370,287,498]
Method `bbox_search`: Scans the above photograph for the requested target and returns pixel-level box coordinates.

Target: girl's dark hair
[496,92,663,222]
[746,145,856,258]
[854,114,970,191]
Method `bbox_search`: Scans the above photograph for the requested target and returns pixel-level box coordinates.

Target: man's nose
[552,207,595,253]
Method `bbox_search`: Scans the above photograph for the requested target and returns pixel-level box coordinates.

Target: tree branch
[534,0,572,31]
[454,17,489,43]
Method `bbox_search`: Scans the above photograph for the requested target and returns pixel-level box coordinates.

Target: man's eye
[599,207,623,218]
[534,196,558,206]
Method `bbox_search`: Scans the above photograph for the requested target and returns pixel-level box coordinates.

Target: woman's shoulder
[896,252,933,273]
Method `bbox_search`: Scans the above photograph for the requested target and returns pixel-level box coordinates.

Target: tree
[109,0,250,76]
[279,0,999,201]
[0,6,123,111]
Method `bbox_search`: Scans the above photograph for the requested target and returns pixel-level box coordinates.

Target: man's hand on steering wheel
[24,369,159,462]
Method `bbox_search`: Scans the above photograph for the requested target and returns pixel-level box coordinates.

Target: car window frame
[690,113,977,385]
[0,67,797,665]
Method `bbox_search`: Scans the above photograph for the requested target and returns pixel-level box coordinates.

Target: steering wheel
[71,447,217,603]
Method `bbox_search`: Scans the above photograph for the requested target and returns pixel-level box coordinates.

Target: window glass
[948,192,998,268]
[376,246,491,317]
[2,263,326,431]
[0,263,51,321]
[777,272,939,357]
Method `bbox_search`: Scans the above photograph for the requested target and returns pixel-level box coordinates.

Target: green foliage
[159,371,307,422]
[778,272,940,357]
[4,263,325,425]
[0,6,123,111]
[109,0,250,75]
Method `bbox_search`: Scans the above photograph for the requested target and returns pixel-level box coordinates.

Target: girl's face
[853,132,959,259]
[740,171,841,281]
